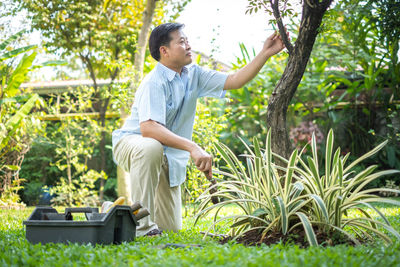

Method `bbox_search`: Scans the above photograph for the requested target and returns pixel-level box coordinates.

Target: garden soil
[219,228,356,248]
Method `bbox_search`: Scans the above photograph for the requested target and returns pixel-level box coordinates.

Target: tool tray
[23,206,138,245]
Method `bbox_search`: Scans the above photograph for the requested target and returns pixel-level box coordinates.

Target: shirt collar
[157,63,189,82]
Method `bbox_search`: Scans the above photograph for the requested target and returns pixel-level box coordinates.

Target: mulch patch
[219,227,357,248]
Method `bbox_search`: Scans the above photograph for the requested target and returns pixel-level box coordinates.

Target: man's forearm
[224,31,286,90]
[224,49,272,90]
[140,120,196,152]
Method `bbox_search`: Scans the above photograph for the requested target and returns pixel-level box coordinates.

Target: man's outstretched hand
[263,28,289,56]
[190,144,212,178]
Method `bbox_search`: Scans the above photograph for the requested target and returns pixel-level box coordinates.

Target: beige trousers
[113,135,182,236]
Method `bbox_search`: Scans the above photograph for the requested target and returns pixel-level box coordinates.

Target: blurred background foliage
[0,0,399,207]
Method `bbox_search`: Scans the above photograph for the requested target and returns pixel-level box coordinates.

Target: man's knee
[139,137,163,162]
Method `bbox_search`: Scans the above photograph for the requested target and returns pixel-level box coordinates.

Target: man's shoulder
[140,68,168,88]
[187,63,201,72]
[186,64,210,78]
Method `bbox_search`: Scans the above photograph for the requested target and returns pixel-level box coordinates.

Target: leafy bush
[195,129,400,246]
[0,31,43,208]
[39,87,106,206]
[21,181,44,206]
[289,129,400,245]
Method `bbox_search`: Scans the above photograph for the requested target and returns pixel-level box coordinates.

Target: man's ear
[159,46,168,58]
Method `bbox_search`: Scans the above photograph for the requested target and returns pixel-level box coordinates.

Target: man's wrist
[187,141,198,153]
[263,48,274,59]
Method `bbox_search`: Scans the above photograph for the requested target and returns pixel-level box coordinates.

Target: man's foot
[144,228,163,237]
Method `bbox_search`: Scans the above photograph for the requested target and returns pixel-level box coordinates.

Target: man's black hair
[149,23,185,61]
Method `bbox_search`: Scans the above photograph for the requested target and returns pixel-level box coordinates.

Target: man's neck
[159,60,183,74]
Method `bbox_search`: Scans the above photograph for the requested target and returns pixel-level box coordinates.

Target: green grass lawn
[1,202,400,267]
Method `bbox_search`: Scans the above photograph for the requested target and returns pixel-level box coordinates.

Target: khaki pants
[113,135,182,236]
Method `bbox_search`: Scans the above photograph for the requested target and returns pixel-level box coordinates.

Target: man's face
[161,29,192,67]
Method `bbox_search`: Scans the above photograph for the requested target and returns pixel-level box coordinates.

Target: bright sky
[178,0,273,65]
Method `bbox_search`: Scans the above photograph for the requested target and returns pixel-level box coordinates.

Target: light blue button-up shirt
[112,62,228,187]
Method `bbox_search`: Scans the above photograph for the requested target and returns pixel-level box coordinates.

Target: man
[112,22,286,236]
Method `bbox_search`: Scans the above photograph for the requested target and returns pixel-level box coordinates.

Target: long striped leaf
[325,129,334,186]
[311,132,319,172]
[345,220,395,244]
[310,194,329,223]
[307,156,324,198]
[214,142,243,181]
[344,140,388,173]
[346,165,378,189]
[353,198,400,207]
[356,201,390,226]
[352,170,400,195]
[296,212,318,246]
[362,188,400,196]
[309,221,361,246]
[284,149,298,199]
[276,196,288,234]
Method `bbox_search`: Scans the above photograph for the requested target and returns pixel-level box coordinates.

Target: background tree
[247,0,333,159]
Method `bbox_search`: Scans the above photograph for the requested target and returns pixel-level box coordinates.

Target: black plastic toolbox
[23,205,138,245]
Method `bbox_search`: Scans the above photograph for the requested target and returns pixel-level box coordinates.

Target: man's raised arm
[224,31,287,90]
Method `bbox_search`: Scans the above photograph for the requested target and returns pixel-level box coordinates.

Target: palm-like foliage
[195,131,318,245]
[195,129,400,246]
[286,129,400,245]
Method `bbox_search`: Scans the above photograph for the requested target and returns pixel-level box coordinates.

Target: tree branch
[79,53,98,91]
[305,0,315,8]
[269,0,294,55]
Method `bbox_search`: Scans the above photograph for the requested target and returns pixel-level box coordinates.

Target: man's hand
[263,29,288,57]
[190,144,212,178]
[141,120,213,178]
[223,27,289,90]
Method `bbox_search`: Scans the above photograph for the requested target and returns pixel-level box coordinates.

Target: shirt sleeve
[197,65,229,98]
[136,80,166,126]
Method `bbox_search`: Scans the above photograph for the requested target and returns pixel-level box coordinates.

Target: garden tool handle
[135,208,150,221]
[130,202,142,213]
[203,171,219,204]
[203,171,213,182]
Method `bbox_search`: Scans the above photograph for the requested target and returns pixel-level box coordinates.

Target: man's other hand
[190,144,212,178]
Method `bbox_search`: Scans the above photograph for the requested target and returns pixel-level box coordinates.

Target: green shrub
[0,31,43,207]
[195,129,400,246]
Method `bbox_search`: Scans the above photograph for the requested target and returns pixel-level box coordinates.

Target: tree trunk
[134,0,158,77]
[98,104,107,200]
[116,0,158,202]
[267,0,333,159]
